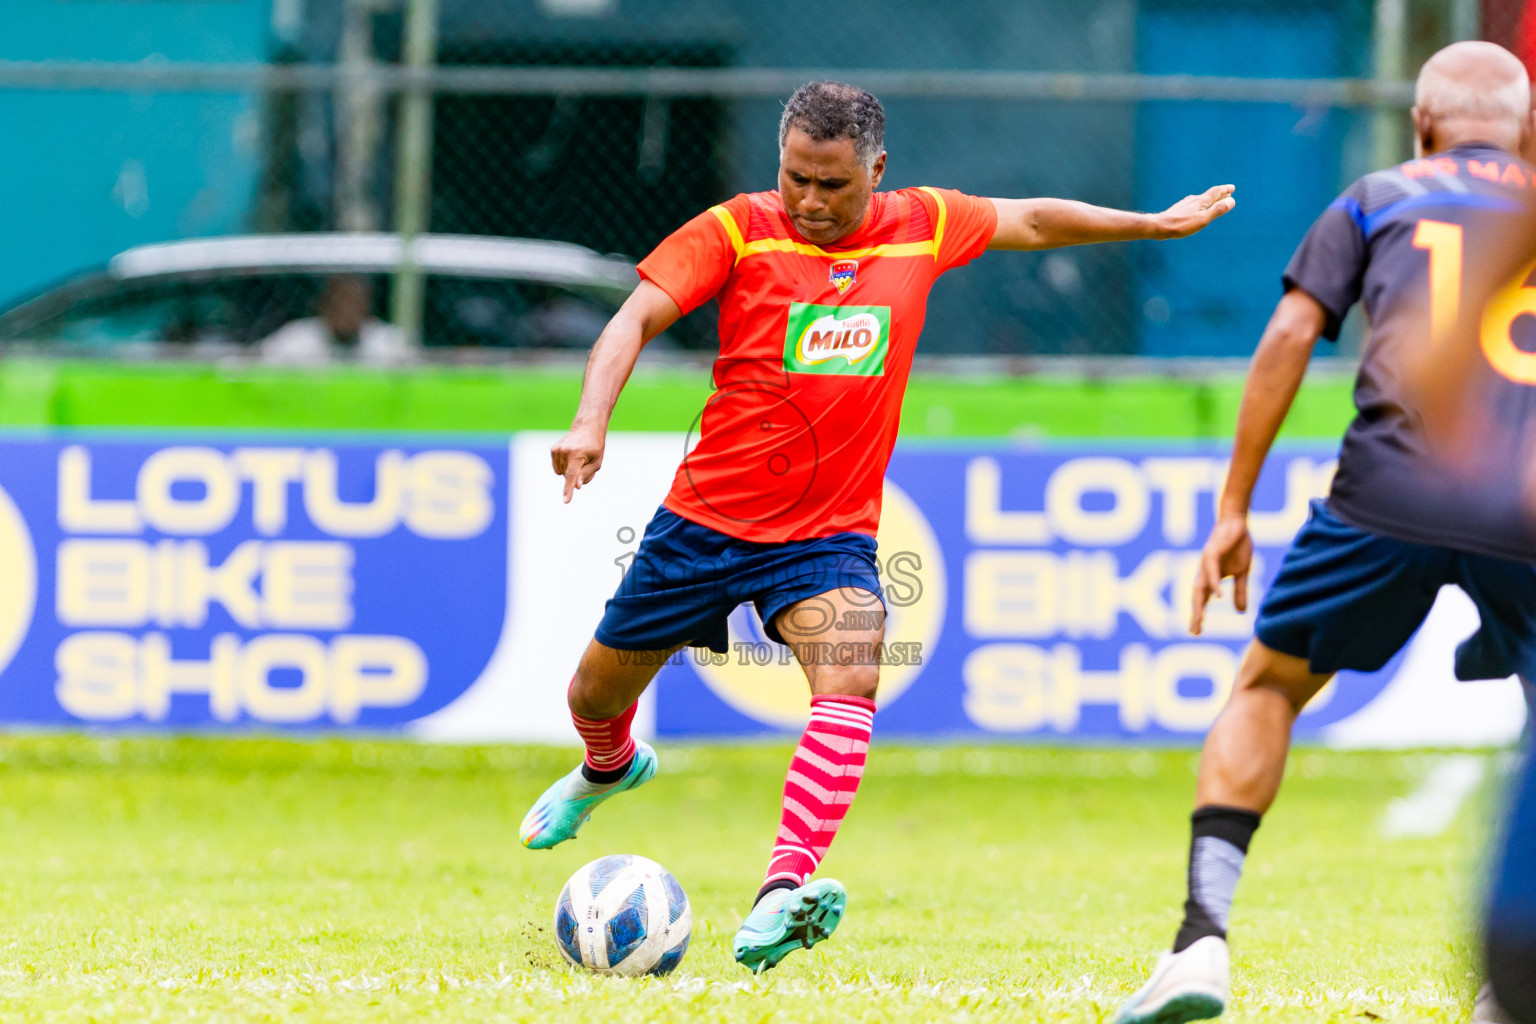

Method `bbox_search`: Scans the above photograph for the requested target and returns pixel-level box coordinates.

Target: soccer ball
[553,854,692,976]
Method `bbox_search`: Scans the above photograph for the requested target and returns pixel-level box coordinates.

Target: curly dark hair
[778,81,885,167]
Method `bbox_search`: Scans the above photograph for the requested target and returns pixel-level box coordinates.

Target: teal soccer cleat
[518,740,657,850]
[732,878,847,974]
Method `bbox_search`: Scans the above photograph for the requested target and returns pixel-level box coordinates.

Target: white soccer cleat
[1472,981,1515,1024]
[1115,935,1229,1024]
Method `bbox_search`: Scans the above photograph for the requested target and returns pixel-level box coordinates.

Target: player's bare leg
[519,640,680,850]
[733,586,883,973]
[566,639,681,720]
[1119,640,1330,1023]
[1195,640,1332,813]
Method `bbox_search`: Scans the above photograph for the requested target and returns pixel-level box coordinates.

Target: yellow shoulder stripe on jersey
[709,204,746,260]
[917,186,948,256]
[739,237,939,260]
[732,188,950,262]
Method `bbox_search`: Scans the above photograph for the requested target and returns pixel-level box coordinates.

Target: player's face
[778,129,886,245]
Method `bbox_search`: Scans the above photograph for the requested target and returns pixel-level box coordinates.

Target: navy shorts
[1255,500,1536,680]
[595,507,885,654]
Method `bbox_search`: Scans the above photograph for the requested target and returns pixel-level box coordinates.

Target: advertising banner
[0,433,1520,746]
[0,437,508,729]
[644,443,1527,747]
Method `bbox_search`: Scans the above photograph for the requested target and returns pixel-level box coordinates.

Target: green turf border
[0,358,1358,439]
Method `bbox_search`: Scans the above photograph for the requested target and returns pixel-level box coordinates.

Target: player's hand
[1156,185,1236,239]
[551,426,606,503]
[1190,513,1253,636]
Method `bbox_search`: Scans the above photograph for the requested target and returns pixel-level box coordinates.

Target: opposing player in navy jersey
[1406,84,1536,1024]
[1117,41,1536,1024]
[1479,215,1536,1019]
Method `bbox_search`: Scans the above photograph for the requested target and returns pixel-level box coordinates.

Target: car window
[8,275,345,348]
[1,268,672,355]
[424,277,626,348]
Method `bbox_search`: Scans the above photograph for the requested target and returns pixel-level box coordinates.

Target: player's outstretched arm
[551,280,682,502]
[1190,289,1327,635]
[986,185,1235,251]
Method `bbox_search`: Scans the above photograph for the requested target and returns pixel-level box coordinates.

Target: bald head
[1413,41,1532,156]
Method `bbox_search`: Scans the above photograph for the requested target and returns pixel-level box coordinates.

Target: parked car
[0,233,675,358]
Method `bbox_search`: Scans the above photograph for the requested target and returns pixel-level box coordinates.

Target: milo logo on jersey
[783,302,890,377]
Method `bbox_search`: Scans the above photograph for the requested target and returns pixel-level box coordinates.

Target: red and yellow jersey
[637,186,996,542]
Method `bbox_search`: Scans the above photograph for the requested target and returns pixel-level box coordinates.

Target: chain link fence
[0,0,1530,361]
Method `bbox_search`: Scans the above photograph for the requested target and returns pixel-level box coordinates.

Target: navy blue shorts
[594,507,884,654]
[1487,740,1536,1019]
[1255,500,1536,680]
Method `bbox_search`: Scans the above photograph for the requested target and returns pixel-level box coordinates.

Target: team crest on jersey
[829,260,858,294]
[783,302,890,377]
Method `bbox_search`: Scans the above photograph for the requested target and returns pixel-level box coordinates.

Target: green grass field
[0,736,1494,1022]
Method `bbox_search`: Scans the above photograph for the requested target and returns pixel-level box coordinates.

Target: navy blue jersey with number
[1284,142,1536,563]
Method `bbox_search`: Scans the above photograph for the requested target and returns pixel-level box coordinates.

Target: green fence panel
[0,359,1357,439]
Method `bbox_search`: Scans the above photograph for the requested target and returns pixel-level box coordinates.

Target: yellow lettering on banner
[55,632,137,719]
[1243,458,1336,544]
[56,446,493,541]
[404,451,495,539]
[56,539,151,627]
[263,543,354,629]
[140,632,240,722]
[964,551,1057,637]
[177,540,263,628]
[964,454,1321,549]
[967,548,1256,641]
[329,636,428,723]
[303,450,404,537]
[961,644,1053,731]
[967,453,1335,551]
[964,457,1050,544]
[1116,644,1152,731]
[152,539,178,626]
[967,456,1228,546]
[1048,642,1150,731]
[1112,550,1172,636]
[138,448,241,535]
[1147,644,1236,730]
[1061,550,1118,639]
[57,539,357,630]
[57,446,141,534]
[240,635,329,722]
[55,632,429,724]
[209,634,243,722]
[1142,458,1216,546]
[232,448,304,535]
[962,641,1236,734]
[1045,458,1149,545]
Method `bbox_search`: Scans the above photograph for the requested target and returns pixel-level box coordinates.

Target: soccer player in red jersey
[520,81,1234,972]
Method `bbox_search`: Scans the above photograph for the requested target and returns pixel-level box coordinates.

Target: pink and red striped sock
[571,697,638,781]
[761,693,876,898]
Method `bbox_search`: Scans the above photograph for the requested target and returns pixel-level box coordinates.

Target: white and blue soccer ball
[553,854,691,977]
